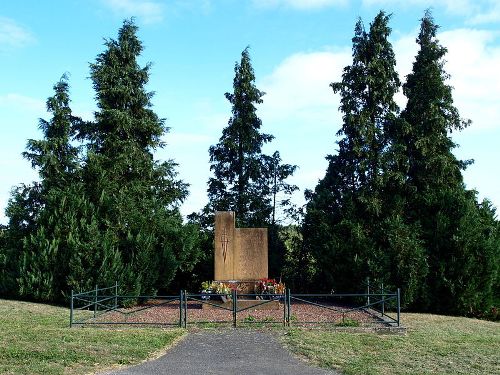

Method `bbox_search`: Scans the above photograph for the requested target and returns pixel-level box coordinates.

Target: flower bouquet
[201,281,233,302]
[254,278,285,299]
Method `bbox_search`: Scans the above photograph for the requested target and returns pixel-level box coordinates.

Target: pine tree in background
[188,47,297,285]
[1,20,200,300]
[400,11,499,314]
[207,48,297,228]
[303,12,400,290]
[77,19,200,295]
[208,47,275,226]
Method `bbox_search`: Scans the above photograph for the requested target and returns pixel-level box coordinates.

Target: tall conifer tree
[78,20,199,295]
[189,48,296,285]
[302,12,425,298]
[401,11,499,314]
[208,48,275,226]
[206,48,296,228]
[4,76,82,300]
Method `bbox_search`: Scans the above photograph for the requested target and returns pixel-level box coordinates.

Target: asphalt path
[101,330,340,375]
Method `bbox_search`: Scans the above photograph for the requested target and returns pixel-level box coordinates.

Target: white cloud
[253,0,347,10]
[468,2,500,24]
[438,29,500,132]
[259,50,350,125]
[0,17,34,49]
[362,0,476,14]
[253,24,500,210]
[393,30,419,108]
[362,0,500,23]
[254,50,351,207]
[393,27,500,132]
[257,26,500,138]
[102,0,165,24]
[0,93,45,113]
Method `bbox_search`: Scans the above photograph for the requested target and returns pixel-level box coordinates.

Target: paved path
[102,330,339,375]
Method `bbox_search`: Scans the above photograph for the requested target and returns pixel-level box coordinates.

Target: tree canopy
[1,20,200,301]
[0,15,497,317]
[302,10,499,315]
[206,47,296,227]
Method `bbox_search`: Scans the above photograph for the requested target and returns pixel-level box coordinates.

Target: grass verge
[283,313,499,375]
[0,299,185,375]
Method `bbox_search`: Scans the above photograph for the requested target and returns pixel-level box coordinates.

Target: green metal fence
[70,284,182,327]
[285,289,400,327]
[70,284,401,328]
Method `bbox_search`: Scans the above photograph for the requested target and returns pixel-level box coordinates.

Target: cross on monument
[221,228,229,263]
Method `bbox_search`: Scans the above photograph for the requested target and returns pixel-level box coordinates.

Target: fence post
[232,289,237,328]
[94,285,98,318]
[183,290,188,328]
[381,282,385,317]
[114,281,118,310]
[287,288,291,327]
[367,277,370,306]
[179,290,183,328]
[70,289,74,328]
[397,288,401,327]
[282,289,286,326]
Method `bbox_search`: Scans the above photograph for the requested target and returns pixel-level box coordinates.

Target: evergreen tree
[303,12,426,300]
[206,48,296,227]
[208,47,273,226]
[401,11,499,314]
[190,47,297,283]
[0,223,17,296]
[4,76,82,300]
[78,20,199,295]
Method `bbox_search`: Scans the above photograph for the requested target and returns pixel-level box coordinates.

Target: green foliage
[335,318,360,327]
[6,77,82,301]
[399,11,499,315]
[303,12,425,299]
[302,10,499,316]
[75,19,200,296]
[190,47,297,283]
[0,224,17,296]
[2,20,200,302]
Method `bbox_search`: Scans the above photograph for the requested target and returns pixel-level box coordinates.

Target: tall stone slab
[234,228,268,280]
[214,211,236,280]
[214,211,268,281]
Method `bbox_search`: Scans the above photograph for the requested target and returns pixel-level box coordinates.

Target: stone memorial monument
[203,211,279,310]
[214,211,268,285]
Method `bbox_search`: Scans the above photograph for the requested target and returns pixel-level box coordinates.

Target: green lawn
[283,313,500,375]
[2,300,499,375]
[0,299,185,375]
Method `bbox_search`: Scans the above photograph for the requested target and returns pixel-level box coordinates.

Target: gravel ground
[74,298,388,327]
[101,330,340,375]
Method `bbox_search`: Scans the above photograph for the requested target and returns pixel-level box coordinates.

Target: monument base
[202,299,281,310]
[214,280,259,293]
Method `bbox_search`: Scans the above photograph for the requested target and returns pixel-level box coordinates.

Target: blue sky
[1,0,499,223]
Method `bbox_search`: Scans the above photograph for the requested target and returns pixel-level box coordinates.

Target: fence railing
[287,291,400,327]
[70,284,401,328]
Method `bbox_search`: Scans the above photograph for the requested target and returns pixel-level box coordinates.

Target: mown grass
[283,313,500,375]
[0,299,185,375]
